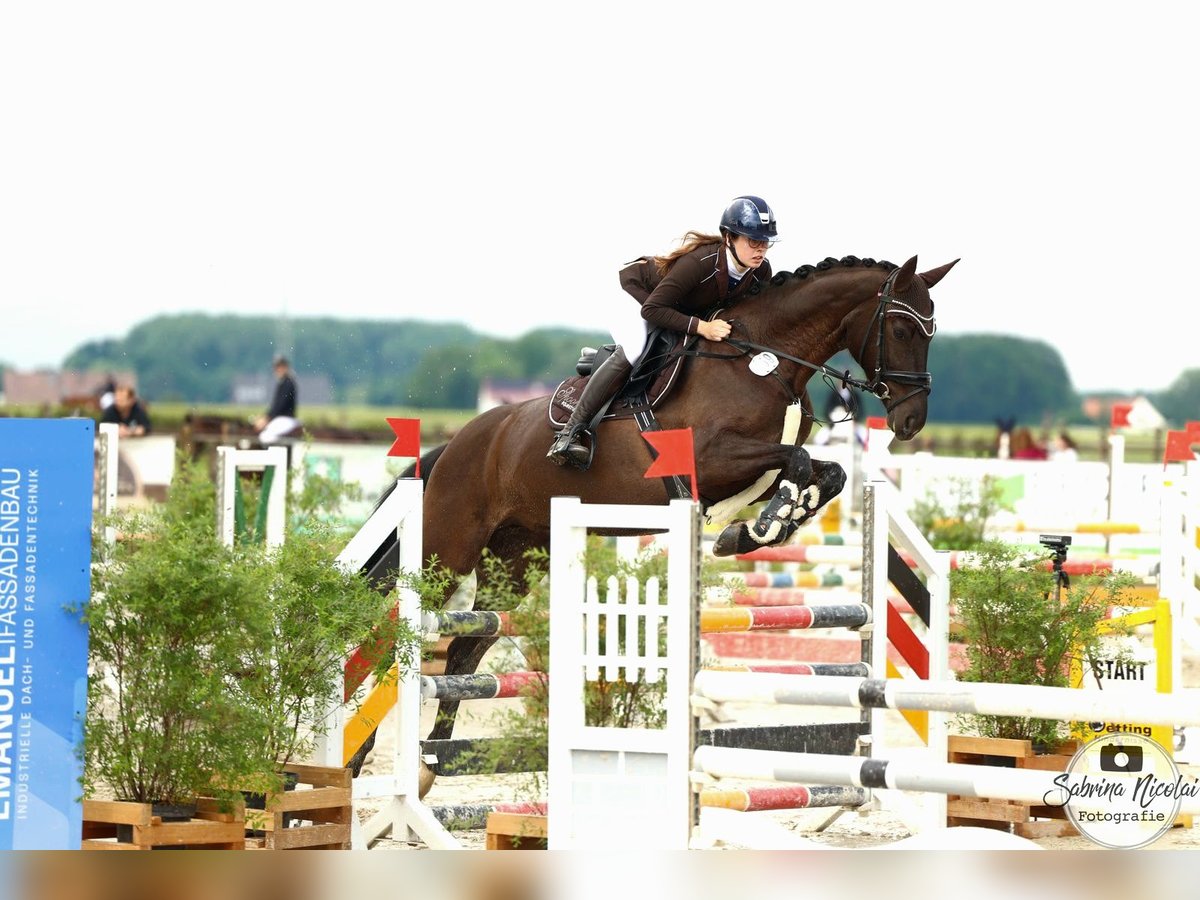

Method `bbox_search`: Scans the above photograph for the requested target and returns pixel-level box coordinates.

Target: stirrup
[546,426,594,470]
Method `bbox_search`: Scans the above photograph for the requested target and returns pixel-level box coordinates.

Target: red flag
[643,428,697,501]
[1110,402,1133,429]
[1186,421,1200,436]
[1163,430,1197,466]
[867,416,888,431]
[386,417,422,478]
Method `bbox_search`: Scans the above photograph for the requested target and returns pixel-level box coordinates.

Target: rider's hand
[698,318,732,342]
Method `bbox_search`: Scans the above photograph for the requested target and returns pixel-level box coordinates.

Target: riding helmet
[719,196,778,242]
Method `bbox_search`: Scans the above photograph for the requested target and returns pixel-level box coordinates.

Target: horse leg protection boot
[547,346,632,468]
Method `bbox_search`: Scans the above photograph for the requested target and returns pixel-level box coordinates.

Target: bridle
[712,266,937,413]
[854,267,937,411]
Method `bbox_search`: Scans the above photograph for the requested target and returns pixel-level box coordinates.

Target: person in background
[1049,431,1079,462]
[255,355,300,444]
[100,384,151,437]
[1009,426,1048,460]
[97,373,117,410]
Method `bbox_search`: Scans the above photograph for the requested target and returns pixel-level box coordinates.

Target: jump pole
[693,746,1200,816]
[692,672,1200,730]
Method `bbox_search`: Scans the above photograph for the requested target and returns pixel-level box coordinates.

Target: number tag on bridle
[748,351,779,376]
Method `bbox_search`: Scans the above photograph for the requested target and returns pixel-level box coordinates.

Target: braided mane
[749,255,894,295]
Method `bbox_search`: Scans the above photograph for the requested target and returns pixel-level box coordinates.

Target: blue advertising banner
[0,419,93,850]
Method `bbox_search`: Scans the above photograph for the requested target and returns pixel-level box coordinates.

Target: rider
[547,195,778,467]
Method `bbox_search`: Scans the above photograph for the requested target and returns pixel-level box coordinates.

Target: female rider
[547,195,778,467]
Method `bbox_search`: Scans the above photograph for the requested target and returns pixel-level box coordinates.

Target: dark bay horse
[354,254,957,776]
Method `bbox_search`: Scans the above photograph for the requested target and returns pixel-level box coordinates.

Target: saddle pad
[547,344,687,429]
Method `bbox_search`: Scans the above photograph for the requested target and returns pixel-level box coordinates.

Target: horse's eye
[892,325,908,340]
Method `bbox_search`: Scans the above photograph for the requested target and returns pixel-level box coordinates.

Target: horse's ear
[919,258,960,290]
[893,256,919,293]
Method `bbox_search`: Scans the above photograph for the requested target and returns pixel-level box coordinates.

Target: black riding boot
[547,347,633,468]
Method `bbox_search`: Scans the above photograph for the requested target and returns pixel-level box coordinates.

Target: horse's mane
[749,255,895,296]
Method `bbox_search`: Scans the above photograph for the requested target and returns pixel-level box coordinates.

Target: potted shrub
[951,539,1135,746]
[945,539,1136,835]
[82,460,276,842]
[225,468,422,847]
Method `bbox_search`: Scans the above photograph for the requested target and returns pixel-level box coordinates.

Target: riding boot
[547,346,633,468]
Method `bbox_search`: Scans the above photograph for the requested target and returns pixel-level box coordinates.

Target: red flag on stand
[386,417,422,478]
[1163,429,1197,467]
[643,428,698,501]
[1110,402,1133,429]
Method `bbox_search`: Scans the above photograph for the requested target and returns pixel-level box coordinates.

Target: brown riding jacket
[618,241,773,336]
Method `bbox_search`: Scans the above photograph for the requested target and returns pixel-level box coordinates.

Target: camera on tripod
[1038,534,1072,552]
[1039,534,1071,593]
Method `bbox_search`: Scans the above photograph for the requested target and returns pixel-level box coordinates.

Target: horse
[352,253,957,777]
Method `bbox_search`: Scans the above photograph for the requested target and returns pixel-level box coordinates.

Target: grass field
[4,401,1170,463]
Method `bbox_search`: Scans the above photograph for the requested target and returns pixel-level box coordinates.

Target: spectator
[100,385,151,437]
[814,386,865,446]
[97,373,117,410]
[1049,431,1079,462]
[255,355,301,444]
[1009,426,1048,460]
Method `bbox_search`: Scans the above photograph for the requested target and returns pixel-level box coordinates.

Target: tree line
[37,313,1195,426]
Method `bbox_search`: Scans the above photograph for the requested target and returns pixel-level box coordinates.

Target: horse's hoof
[712,524,748,557]
[418,761,436,799]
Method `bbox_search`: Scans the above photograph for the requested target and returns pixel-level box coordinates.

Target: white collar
[725,243,750,279]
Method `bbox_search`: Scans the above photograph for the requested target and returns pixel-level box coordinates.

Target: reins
[679,266,936,415]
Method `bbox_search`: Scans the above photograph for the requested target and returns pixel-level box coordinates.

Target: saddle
[547,329,692,428]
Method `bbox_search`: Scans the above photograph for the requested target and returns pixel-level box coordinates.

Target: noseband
[855,268,936,412]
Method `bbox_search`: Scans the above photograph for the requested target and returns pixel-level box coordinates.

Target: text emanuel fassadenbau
[0,467,39,821]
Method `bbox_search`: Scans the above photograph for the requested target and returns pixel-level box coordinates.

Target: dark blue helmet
[719,196,778,242]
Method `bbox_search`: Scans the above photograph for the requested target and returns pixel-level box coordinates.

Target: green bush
[911,476,1008,550]
[84,461,276,806]
[83,460,420,805]
[951,541,1134,745]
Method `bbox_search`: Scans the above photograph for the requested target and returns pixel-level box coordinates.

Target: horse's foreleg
[711,450,846,556]
[791,456,847,529]
[712,445,812,555]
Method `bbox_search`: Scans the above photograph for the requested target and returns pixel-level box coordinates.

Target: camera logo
[1052,733,1194,849]
[1099,743,1143,774]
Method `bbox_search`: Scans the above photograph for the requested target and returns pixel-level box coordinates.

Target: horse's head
[846,255,958,441]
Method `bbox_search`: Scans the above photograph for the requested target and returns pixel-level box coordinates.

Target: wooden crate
[485,812,547,850]
[946,735,1081,838]
[243,763,352,850]
[82,798,245,850]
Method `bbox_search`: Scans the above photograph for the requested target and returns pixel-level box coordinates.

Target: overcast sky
[2,2,1195,393]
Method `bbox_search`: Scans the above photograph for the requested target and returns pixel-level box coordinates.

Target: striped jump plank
[420,672,542,701]
[705,662,871,677]
[736,545,864,566]
[699,784,866,812]
[693,747,1200,815]
[420,610,520,637]
[732,571,862,589]
[1013,521,1149,536]
[423,665,869,702]
[728,588,914,616]
[700,604,870,634]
